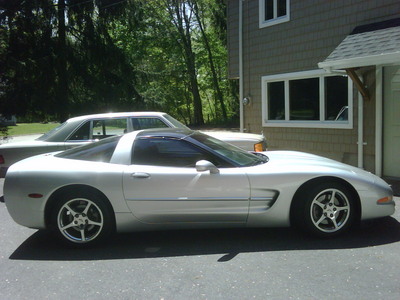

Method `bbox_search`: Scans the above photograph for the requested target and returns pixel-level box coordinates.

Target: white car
[4,128,394,247]
[0,112,266,176]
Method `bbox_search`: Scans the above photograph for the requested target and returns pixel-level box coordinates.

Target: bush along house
[228,0,400,181]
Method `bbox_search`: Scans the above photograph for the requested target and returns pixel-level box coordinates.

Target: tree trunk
[57,0,68,122]
[192,1,227,122]
[172,1,204,125]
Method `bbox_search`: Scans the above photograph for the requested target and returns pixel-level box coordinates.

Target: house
[227,0,400,180]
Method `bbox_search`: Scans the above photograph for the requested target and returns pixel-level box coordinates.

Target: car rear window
[36,122,68,141]
[56,136,121,163]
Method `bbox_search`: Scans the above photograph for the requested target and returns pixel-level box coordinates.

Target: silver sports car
[4,128,395,247]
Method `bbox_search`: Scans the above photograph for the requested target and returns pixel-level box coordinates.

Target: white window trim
[261,70,353,129]
[259,0,290,28]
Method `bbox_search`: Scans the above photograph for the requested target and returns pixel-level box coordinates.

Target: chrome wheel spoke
[314,201,325,209]
[64,203,77,216]
[328,191,336,205]
[82,202,91,215]
[331,217,339,229]
[80,229,86,241]
[315,214,327,226]
[336,205,349,212]
[60,221,77,231]
[87,219,102,227]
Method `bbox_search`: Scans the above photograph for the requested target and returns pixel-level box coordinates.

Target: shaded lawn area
[2,123,60,136]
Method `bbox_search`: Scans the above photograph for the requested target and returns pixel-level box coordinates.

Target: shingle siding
[227,0,400,172]
[228,0,400,77]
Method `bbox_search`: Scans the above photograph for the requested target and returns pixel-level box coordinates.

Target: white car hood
[202,131,264,142]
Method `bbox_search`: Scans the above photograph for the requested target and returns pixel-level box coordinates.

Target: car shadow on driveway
[9,217,400,262]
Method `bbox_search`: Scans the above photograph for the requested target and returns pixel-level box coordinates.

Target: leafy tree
[0,0,238,126]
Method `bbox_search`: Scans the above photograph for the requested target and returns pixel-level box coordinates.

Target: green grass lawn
[2,123,60,136]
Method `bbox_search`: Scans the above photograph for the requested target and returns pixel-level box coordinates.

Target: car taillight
[0,155,4,164]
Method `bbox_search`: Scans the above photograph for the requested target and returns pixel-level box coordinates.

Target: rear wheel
[292,182,356,237]
[51,191,114,247]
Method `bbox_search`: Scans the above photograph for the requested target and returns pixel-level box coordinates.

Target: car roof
[66,111,166,123]
[39,111,175,142]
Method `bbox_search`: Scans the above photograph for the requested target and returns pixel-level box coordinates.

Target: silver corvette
[4,128,395,247]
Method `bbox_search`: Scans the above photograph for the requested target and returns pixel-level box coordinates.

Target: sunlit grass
[2,123,60,136]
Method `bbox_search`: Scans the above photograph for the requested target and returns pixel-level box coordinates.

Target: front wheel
[292,182,356,237]
[51,191,114,247]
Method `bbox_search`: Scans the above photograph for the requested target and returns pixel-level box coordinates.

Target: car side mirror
[195,160,219,174]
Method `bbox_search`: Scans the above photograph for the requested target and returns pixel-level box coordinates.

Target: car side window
[92,119,127,140]
[68,121,91,141]
[132,138,219,167]
[57,136,121,163]
[131,118,169,130]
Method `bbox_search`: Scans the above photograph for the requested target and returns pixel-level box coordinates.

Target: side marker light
[28,193,43,199]
[377,196,393,204]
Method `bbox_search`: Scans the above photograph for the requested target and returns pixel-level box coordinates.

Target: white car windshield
[188,132,268,167]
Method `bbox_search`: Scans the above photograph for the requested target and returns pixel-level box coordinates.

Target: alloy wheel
[309,188,350,233]
[57,198,104,243]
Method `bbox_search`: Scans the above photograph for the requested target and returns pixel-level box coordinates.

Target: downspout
[239,0,244,132]
[375,66,383,176]
[325,68,366,169]
[346,69,369,169]
[357,88,364,168]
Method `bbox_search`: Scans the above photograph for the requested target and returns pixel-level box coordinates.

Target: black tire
[292,182,356,237]
[50,190,114,247]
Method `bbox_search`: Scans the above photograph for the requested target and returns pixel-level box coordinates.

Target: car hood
[258,150,376,182]
[202,131,264,142]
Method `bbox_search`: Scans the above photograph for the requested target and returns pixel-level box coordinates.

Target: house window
[259,0,290,28]
[262,70,353,129]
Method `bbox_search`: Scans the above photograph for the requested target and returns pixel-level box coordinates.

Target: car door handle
[131,172,150,179]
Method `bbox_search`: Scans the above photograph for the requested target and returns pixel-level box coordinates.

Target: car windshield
[188,132,268,167]
[36,122,68,141]
[56,135,121,163]
[163,114,190,130]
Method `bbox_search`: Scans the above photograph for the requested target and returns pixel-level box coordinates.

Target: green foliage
[0,125,8,138]
[0,0,239,125]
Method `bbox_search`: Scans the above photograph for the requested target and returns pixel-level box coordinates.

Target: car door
[122,137,250,223]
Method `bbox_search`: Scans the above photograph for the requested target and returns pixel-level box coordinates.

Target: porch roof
[318,18,400,71]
